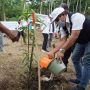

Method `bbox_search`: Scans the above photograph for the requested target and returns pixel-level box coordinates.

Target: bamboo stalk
[33,24,41,90]
[84,1,87,14]
[76,0,79,12]
[40,2,42,14]
[79,0,82,12]
[73,5,75,12]
[32,11,41,90]
[61,0,63,3]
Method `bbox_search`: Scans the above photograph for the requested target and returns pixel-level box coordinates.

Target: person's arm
[56,30,80,60]
[61,30,80,51]
[0,23,19,42]
[52,37,67,53]
[48,25,68,58]
[48,36,67,59]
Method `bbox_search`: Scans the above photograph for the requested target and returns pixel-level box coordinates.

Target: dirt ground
[0,30,90,90]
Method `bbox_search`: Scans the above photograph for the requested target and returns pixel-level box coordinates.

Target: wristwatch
[59,48,65,53]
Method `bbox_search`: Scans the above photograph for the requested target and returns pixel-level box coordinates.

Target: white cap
[49,7,65,23]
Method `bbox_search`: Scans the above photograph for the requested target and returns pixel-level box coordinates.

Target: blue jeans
[71,42,90,88]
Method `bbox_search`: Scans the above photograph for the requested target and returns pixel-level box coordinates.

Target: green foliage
[0,0,23,20]
[0,0,90,21]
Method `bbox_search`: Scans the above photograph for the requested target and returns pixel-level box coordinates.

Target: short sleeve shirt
[60,13,85,38]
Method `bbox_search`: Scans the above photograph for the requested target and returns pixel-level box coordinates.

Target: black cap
[60,3,69,10]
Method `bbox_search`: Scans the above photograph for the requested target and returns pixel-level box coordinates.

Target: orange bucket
[39,57,52,68]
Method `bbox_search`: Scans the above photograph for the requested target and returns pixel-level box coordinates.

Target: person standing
[48,7,90,90]
[41,17,50,52]
[17,19,27,44]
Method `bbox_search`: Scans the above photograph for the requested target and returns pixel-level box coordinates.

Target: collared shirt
[60,13,85,38]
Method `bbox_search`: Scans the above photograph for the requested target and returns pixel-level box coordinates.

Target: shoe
[64,68,67,72]
[41,49,49,52]
[69,79,80,84]
[72,85,85,90]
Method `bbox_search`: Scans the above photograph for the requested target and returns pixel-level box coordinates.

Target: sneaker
[69,79,80,84]
[72,85,85,90]
[41,49,49,53]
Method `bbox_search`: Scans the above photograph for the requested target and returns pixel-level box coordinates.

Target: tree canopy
[0,0,90,21]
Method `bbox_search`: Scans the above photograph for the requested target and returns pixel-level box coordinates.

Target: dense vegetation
[0,0,90,21]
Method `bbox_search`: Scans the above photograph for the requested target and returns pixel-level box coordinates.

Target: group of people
[41,3,72,72]
[47,3,90,90]
[0,2,90,90]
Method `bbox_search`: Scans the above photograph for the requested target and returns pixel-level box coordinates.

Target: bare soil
[0,30,90,90]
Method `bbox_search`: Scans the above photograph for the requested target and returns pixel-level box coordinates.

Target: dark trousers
[48,33,53,47]
[63,44,75,66]
[63,47,72,67]
[42,33,48,51]
[18,31,25,38]
[17,31,26,43]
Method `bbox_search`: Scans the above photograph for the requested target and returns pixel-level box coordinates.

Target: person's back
[41,17,50,34]
[68,12,90,44]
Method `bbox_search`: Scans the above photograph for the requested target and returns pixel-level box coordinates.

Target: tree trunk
[84,1,87,14]
[76,0,79,12]
[2,0,6,21]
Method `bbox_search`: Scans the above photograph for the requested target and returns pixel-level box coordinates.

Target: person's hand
[48,51,55,59]
[9,31,19,42]
[56,51,64,61]
[11,35,19,42]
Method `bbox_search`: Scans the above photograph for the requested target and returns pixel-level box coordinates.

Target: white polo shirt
[60,13,85,38]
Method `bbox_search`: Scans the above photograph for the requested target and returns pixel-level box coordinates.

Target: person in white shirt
[41,16,57,52]
[57,3,72,72]
[17,19,27,44]
[41,17,50,52]
[48,7,90,90]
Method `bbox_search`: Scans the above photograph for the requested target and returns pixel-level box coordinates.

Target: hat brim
[50,7,65,23]
[50,15,59,23]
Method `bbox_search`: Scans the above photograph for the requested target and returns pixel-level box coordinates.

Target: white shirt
[60,13,85,38]
[17,22,23,31]
[41,18,50,34]
[21,20,28,26]
[41,17,58,34]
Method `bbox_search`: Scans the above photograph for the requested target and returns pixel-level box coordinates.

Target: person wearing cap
[57,3,72,71]
[48,7,90,90]
[0,22,19,42]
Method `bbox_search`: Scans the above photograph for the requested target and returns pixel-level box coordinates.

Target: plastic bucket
[39,57,52,68]
[48,59,66,75]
